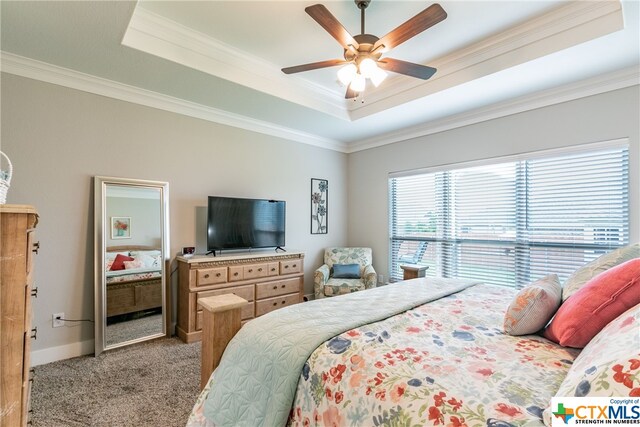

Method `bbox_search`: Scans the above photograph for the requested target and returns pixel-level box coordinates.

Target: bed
[105,245,163,317]
[187,246,640,427]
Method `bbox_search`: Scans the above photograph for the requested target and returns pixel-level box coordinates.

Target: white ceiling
[1,1,639,152]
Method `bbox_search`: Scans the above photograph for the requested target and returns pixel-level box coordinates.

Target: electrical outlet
[52,313,64,328]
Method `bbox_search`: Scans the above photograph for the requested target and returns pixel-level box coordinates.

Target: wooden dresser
[1,205,39,427]
[177,251,304,343]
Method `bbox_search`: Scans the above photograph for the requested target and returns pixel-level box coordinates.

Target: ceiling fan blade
[378,58,437,80]
[282,59,347,74]
[373,3,447,53]
[305,4,359,51]
[345,86,358,99]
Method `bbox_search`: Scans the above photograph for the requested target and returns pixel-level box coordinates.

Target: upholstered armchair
[314,247,376,299]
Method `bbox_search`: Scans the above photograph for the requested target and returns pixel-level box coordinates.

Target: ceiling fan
[282,1,447,99]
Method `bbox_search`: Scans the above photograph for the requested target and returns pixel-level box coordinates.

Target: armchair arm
[363,264,377,289]
[314,264,330,299]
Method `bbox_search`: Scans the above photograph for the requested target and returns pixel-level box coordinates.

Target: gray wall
[348,86,640,282]
[106,196,161,248]
[1,73,348,360]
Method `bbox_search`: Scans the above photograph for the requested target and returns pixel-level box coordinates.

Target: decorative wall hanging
[311,178,328,234]
[111,216,131,239]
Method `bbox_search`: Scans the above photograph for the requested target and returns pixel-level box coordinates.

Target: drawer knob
[234,272,239,276]
[32,241,40,254]
[272,302,277,306]
[258,268,263,272]
[293,264,297,268]
[204,274,210,279]
[31,287,38,298]
[273,285,277,290]
[281,284,285,288]
[248,269,253,273]
[31,327,38,340]
[216,273,221,277]
[271,268,276,271]
[284,265,289,269]
[281,300,286,305]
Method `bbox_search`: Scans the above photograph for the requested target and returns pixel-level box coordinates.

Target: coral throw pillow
[544,258,640,348]
[503,274,562,336]
[110,253,134,271]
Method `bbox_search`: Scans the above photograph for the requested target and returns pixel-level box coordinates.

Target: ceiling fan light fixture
[337,63,357,85]
[358,57,378,79]
[370,67,387,87]
[350,73,366,92]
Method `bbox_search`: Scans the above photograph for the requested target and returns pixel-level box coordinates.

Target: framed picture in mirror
[111,216,131,239]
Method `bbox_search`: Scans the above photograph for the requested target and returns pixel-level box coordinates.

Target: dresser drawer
[256,278,300,300]
[255,293,300,317]
[196,284,254,302]
[196,302,254,330]
[196,267,228,286]
[228,265,244,282]
[243,263,268,279]
[267,262,279,276]
[280,259,301,275]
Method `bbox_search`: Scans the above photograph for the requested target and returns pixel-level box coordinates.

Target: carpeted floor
[106,312,163,347]
[30,337,201,427]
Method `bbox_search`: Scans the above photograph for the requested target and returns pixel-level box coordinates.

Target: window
[388,142,630,287]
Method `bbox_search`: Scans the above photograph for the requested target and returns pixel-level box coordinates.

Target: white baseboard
[31,339,95,366]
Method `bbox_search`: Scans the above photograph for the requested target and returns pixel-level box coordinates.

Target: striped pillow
[504,274,562,336]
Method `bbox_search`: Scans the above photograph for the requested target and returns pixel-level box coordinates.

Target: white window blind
[389,143,629,287]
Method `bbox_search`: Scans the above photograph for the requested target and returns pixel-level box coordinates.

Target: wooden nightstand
[400,264,429,280]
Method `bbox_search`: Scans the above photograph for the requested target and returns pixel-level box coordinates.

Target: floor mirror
[94,176,170,356]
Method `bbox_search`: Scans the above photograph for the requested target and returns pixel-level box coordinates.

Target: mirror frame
[94,176,170,356]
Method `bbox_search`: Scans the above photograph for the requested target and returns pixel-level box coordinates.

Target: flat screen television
[207,196,286,252]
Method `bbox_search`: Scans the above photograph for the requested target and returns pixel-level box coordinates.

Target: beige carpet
[30,337,201,427]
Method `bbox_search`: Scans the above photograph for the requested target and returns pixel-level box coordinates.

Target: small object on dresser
[182,246,195,257]
[0,151,13,204]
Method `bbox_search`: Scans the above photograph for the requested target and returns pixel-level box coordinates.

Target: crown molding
[122,7,350,121]
[120,2,622,122]
[349,0,623,119]
[346,66,640,153]
[2,54,636,156]
[0,52,348,152]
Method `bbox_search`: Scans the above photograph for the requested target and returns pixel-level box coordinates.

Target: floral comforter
[288,284,578,427]
[189,283,579,427]
[105,267,161,284]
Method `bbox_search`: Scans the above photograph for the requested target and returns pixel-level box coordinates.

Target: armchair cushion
[332,263,361,279]
[316,247,376,298]
[324,279,366,297]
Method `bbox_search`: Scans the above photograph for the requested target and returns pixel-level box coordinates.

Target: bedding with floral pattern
[188,283,580,427]
[288,284,578,427]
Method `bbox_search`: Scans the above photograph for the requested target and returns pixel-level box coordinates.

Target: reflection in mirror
[94,177,170,356]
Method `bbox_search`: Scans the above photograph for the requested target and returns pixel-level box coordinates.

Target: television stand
[205,250,217,257]
[275,246,286,252]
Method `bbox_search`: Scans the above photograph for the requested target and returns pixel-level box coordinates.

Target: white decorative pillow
[503,274,561,336]
[129,250,161,258]
[123,259,144,270]
[139,254,160,268]
[543,304,640,425]
[562,243,639,302]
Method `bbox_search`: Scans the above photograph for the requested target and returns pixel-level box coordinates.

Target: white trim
[31,339,95,366]
[2,53,637,155]
[350,0,623,117]
[348,66,640,154]
[0,52,348,153]
[389,138,630,178]
[123,1,623,121]
[122,7,350,120]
